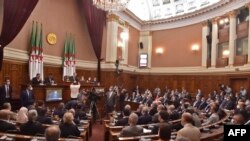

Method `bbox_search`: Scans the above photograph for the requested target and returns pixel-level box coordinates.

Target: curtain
[82,0,106,82]
[0,0,39,70]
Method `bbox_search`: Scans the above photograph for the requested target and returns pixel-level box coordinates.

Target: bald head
[45,126,61,141]
[181,112,193,125]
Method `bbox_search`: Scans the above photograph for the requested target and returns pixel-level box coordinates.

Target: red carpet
[89,122,104,141]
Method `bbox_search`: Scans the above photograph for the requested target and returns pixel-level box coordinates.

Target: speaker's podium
[29,82,105,107]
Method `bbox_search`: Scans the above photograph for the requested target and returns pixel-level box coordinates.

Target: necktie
[6,85,9,98]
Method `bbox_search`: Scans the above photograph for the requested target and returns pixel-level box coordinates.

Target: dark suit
[44,76,55,85]
[59,123,80,138]
[115,117,129,126]
[21,89,35,107]
[138,114,152,125]
[0,84,12,105]
[32,77,42,85]
[0,120,16,132]
[20,121,44,135]
[37,116,53,124]
[69,76,79,82]
[198,101,208,110]
[106,91,116,113]
[193,100,201,108]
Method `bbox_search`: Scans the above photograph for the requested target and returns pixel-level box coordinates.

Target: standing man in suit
[21,84,35,107]
[106,86,116,114]
[0,79,12,106]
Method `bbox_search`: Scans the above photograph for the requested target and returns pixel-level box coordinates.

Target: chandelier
[92,0,130,11]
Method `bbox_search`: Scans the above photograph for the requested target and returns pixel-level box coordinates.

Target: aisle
[89,123,104,141]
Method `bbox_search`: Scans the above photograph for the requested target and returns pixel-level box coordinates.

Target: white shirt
[5,85,10,98]
[70,84,80,99]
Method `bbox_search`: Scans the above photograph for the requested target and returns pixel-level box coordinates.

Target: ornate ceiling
[127,0,221,21]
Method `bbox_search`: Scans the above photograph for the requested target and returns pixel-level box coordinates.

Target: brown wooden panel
[237,21,249,39]
[234,55,247,66]
[216,58,228,68]
[1,60,250,102]
[218,27,229,43]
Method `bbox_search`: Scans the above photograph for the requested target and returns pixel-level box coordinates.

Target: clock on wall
[47,33,57,45]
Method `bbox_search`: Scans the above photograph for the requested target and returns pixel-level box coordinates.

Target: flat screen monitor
[46,88,63,102]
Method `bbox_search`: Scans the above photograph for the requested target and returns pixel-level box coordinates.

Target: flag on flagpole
[29,21,36,80]
[72,36,76,74]
[29,21,44,81]
[63,34,69,80]
[38,24,44,81]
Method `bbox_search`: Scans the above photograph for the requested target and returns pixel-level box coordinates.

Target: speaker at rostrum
[139,42,143,49]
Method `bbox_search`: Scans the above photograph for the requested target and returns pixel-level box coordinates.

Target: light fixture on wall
[222,49,230,57]
[120,31,129,41]
[191,44,199,52]
[219,17,229,25]
[92,0,130,11]
[156,48,163,54]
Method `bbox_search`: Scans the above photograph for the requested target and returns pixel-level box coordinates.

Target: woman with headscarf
[16,107,28,124]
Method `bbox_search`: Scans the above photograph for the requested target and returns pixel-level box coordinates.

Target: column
[106,14,119,63]
[201,21,209,67]
[247,4,250,63]
[211,18,219,67]
[228,11,237,66]
[139,31,152,68]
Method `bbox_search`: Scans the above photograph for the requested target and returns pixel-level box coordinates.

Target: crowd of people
[0,79,250,141]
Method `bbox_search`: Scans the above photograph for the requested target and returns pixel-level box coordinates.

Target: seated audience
[20,109,44,135]
[149,101,158,116]
[138,106,152,125]
[177,113,201,141]
[16,107,28,124]
[0,112,16,132]
[198,97,208,110]
[119,113,143,137]
[37,108,53,124]
[0,102,16,120]
[59,112,80,137]
[202,103,219,126]
[155,124,172,141]
[152,110,170,134]
[45,125,61,141]
[53,102,66,119]
[115,105,131,126]
[186,108,201,127]
[168,105,179,120]
[152,104,165,123]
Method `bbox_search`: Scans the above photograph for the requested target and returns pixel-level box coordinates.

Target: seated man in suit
[44,73,56,85]
[115,105,131,126]
[177,113,201,141]
[20,109,44,135]
[32,73,42,85]
[119,113,143,137]
[138,106,152,125]
[0,112,16,132]
[156,124,172,141]
[21,84,35,107]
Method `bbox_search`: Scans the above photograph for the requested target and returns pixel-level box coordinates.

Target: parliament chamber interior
[0,0,250,141]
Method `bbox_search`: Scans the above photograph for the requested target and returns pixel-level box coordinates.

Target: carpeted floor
[89,122,104,141]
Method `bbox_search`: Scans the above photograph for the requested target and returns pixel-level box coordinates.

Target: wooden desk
[0,132,83,141]
[30,84,104,107]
